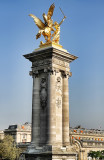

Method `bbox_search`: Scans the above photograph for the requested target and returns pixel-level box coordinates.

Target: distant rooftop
[5,122,31,131]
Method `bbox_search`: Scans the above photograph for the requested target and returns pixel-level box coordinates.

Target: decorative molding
[52,58,69,68]
[32,58,69,70]
[30,68,70,79]
[32,59,52,67]
[31,57,70,77]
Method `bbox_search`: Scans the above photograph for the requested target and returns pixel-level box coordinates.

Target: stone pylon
[23,44,78,160]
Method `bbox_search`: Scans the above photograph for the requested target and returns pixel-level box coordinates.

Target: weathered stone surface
[23,46,77,159]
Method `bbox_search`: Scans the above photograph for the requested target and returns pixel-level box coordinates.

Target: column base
[23,144,77,160]
[24,152,77,160]
[24,143,52,154]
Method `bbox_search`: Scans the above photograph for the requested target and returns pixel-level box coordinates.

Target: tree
[88,151,96,159]
[0,135,22,160]
[88,150,104,160]
[95,151,102,159]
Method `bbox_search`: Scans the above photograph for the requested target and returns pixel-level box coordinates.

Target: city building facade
[4,122,31,144]
[70,126,104,159]
[2,123,104,159]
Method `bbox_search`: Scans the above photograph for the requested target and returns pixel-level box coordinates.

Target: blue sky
[0,0,104,130]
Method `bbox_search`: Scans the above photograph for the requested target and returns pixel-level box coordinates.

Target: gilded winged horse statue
[29,3,66,45]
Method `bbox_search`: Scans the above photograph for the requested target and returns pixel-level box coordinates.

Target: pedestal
[23,44,77,160]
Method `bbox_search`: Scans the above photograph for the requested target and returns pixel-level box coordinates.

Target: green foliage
[0,135,22,160]
[88,151,96,158]
[88,150,104,159]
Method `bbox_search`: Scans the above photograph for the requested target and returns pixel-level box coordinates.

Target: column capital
[80,149,85,152]
[46,67,60,75]
[30,66,60,77]
[29,71,39,78]
[61,71,72,78]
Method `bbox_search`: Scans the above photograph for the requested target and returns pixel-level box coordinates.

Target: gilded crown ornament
[29,3,66,47]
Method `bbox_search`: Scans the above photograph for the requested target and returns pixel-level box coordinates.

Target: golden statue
[29,3,66,46]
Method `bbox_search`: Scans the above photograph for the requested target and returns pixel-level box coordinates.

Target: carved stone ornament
[40,77,47,109]
[32,59,52,67]
[56,77,62,96]
[56,96,61,108]
[32,58,69,72]
[29,70,39,77]
[52,58,69,68]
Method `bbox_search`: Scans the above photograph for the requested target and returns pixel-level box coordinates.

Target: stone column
[62,74,70,146]
[47,71,56,145]
[23,46,78,159]
[79,150,85,160]
[31,74,40,146]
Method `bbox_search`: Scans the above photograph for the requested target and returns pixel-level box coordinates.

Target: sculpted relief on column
[56,77,62,95]
[56,97,61,108]
[40,77,47,109]
[56,76,62,108]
